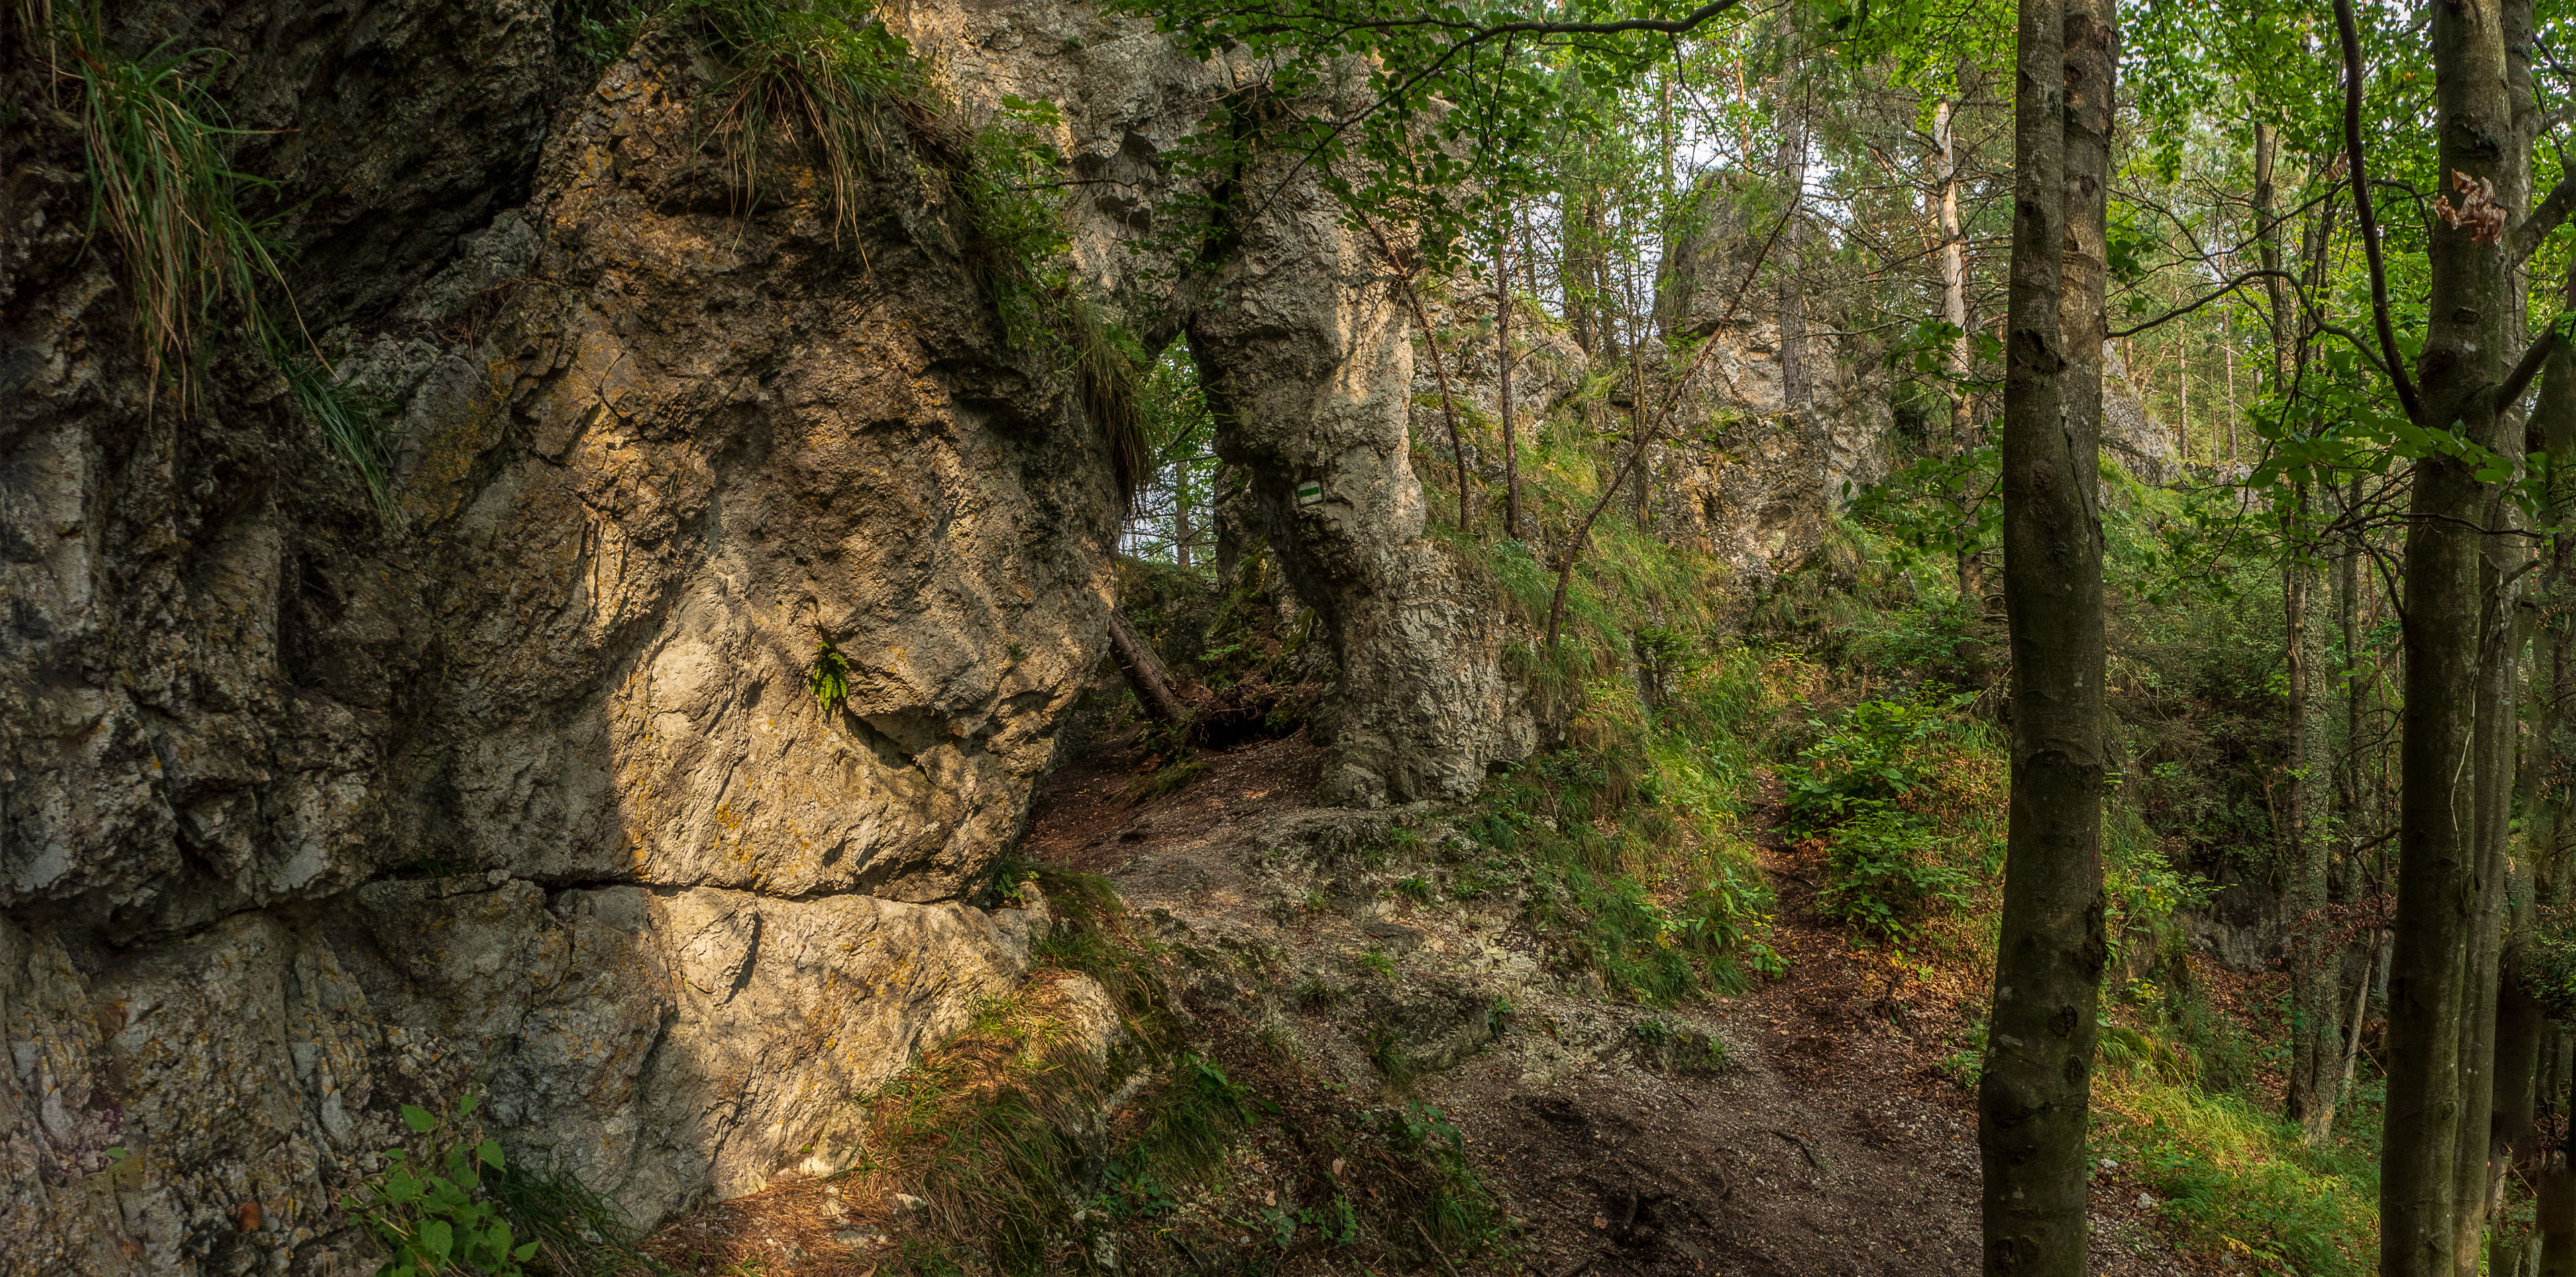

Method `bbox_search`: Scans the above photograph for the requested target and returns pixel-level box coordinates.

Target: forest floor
[1014,731,2197,1277]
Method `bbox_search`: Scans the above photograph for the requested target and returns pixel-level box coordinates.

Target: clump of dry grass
[48,9,397,513]
[60,15,276,403]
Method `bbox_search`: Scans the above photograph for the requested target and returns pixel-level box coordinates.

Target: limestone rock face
[897,0,1534,805]
[0,880,1036,1268]
[1185,165,1528,805]
[2102,343,2180,483]
[0,0,1537,1267]
[1,9,1108,1270]
[1602,183,1895,583]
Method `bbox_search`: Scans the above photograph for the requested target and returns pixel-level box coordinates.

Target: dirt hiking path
[1024,735,2189,1277]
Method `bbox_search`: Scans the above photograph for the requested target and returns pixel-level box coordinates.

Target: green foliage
[1466,682,1780,1003]
[1782,696,1987,938]
[678,0,915,236]
[63,16,277,397]
[2095,1023,2379,1277]
[1116,0,1737,276]
[58,13,398,512]
[2520,905,2576,1018]
[1780,695,1974,833]
[808,640,851,715]
[1814,806,1973,938]
[488,1158,670,1277]
[1377,1101,1501,1254]
[343,1094,539,1277]
[278,352,398,515]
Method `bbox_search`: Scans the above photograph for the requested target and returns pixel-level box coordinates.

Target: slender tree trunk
[1399,276,1475,535]
[2365,0,2516,1264]
[2255,123,2291,385]
[1174,482,1193,571]
[2259,119,2347,1143]
[1935,94,1983,609]
[2493,899,2544,1276]
[2545,1141,2576,1277]
[2459,0,2542,1261]
[2343,932,2383,1101]
[2528,308,2576,1277]
[1775,25,1812,413]
[1978,0,2112,1270]
[1498,223,1522,542]
[2285,483,2343,1141]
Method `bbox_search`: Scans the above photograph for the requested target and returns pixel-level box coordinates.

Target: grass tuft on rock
[55,11,398,513]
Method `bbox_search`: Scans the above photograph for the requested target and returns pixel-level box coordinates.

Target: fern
[810,641,852,714]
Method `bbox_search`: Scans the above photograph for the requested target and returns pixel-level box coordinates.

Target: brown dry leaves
[2434,168,2508,246]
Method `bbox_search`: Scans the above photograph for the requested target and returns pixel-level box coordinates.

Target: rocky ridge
[0,3,1894,1271]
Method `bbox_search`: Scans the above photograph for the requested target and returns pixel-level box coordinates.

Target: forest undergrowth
[588,358,2391,1274]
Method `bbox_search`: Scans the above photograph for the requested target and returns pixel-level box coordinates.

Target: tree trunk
[1775,27,1811,413]
[2254,123,2291,385]
[2367,0,2515,1264]
[2544,1141,2576,1277]
[2493,903,2544,1276]
[2528,301,2576,1277]
[1934,94,1983,609]
[1977,0,2111,1270]
[1401,275,1474,536]
[1498,223,1522,542]
[1106,611,1189,730]
[2284,484,2343,1142]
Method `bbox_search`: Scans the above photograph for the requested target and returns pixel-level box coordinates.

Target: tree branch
[2336,0,2425,425]
[2515,170,2576,262]
[2491,328,2563,415]
[1542,206,1794,647]
[2108,270,2304,339]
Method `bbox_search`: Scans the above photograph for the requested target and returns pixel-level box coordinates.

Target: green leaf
[478,1137,505,1169]
[458,1092,481,1117]
[516,1241,540,1261]
[401,1103,438,1134]
[417,1218,453,1264]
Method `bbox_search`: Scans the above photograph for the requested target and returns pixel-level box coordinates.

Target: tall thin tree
[1977,0,2112,1268]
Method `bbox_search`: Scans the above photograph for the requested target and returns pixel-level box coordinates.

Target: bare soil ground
[640,731,2196,1275]
[1019,733,2192,1277]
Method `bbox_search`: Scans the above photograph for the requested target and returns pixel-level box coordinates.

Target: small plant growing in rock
[343,1092,536,1276]
[810,640,852,714]
[1392,875,1435,905]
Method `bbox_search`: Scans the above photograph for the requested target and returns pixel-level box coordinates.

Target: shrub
[1784,695,1992,938]
[343,1094,537,1277]
[1815,805,1973,937]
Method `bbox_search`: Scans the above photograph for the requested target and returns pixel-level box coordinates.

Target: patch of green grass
[63,17,274,400]
[1358,944,1396,979]
[2094,1061,2377,1276]
[1121,754,1207,805]
[490,1157,672,1276]
[1464,722,1775,1005]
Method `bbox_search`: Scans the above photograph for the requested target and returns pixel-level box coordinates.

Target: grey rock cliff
[0,1,1532,1268]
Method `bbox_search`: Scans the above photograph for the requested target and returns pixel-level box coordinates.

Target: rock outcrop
[0,1,1534,1268]
[1646,185,1894,582]
[4,9,1116,1264]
